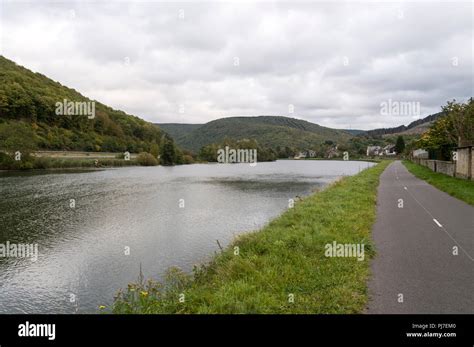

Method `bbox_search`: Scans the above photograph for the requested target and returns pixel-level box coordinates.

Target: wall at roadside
[411,146,473,180]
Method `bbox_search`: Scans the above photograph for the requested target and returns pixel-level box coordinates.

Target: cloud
[0,0,471,129]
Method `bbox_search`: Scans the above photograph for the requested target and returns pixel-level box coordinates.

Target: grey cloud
[1,1,471,130]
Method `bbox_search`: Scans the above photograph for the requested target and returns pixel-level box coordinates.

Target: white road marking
[396,162,473,261]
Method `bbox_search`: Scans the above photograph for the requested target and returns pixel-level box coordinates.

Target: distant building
[294,151,307,159]
[383,144,397,156]
[366,146,382,156]
[326,146,339,159]
[412,149,429,159]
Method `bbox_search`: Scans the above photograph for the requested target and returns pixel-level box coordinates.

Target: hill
[341,129,366,136]
[0,55,176,155]
[157,123,202,141]
[364,112,444,138]
[163,116,352,153]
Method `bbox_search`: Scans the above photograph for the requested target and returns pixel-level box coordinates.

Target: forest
[0,56,185,168]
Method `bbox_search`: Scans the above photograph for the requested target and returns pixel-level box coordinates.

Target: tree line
[416,99,474,160]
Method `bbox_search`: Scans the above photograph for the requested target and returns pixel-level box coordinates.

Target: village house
[383,144,397,156]
[412,148,429,159]
[294,151,307,159]
[366,146,382,156]
[326,146,339,159]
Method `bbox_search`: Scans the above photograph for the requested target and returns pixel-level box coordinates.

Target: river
[0,160,374,313]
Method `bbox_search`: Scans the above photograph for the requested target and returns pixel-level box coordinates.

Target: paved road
[367,161,474,313]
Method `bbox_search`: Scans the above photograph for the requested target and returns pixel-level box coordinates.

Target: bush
[0,152,15,169]
[0,152,35,170]
[33,156,52,169]
[182,154,195,164]
[137,152,159,166]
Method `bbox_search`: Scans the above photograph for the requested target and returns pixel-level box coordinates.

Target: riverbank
[0,151,181,170]
[1,150,381,170]
[112,160,391,314]
[402,160,474,205]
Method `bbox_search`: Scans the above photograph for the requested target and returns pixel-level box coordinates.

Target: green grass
[112,160,392,314]
[32,156,140,169]
[304,157,383,163]
[403,160,474,206]
[0,153,156,170]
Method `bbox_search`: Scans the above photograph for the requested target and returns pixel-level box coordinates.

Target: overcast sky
[0,0,472,129]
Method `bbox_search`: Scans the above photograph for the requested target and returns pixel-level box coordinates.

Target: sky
[0,0,472,130]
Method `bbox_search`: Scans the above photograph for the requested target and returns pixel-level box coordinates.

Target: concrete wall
[455,147,471,179]
[471,150,474,181]
[416,158,428,167]
[426,160,437,171]
[435,160,455,177]
[412,146,473,180]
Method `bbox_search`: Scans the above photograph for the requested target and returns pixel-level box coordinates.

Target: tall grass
[0,154,157,170]
[32,156,140,169]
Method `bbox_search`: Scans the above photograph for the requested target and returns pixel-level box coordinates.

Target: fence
[412,146,473,180]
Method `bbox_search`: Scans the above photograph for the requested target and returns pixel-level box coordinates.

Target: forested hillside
[0,56,177,155]
[157,123,202,141]
[365,112,443,137]
[169,116,352,153]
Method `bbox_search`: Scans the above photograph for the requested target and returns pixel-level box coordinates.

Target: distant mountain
[365,112,444,137]
[0,55,173,154]
[161,116,353,152]
[157,123,202,141]
[340,129,366,136]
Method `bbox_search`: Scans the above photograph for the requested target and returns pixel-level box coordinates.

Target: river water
[0,160,374,313]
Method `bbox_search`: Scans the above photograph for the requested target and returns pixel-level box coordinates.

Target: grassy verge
[304,157,384,163]
[112,160,391,314]
[403,160,474,206]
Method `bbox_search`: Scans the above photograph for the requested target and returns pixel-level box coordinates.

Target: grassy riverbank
[0,151,165,169]
[112,160,391,314]
[403,160,474,205]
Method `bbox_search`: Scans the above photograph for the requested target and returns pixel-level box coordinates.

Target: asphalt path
[367,161,474,313]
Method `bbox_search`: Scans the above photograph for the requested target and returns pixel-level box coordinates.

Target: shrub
[0,152,35,170]
[33,156,52,169]
[137,152,159,166]
[0,152,15,169]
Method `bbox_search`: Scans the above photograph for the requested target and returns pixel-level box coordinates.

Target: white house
[294,151,307,159]
[412,149,429,158]
[366,146,382,156]
[383,144,397,156]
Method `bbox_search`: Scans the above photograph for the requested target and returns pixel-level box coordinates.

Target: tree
[160,135,176,165]
[150,143,160,158]
[0,121,37,153]
[198,143,218,162]
[441,98,474,146]
[395,136,405,154]
[415,99,474,160]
